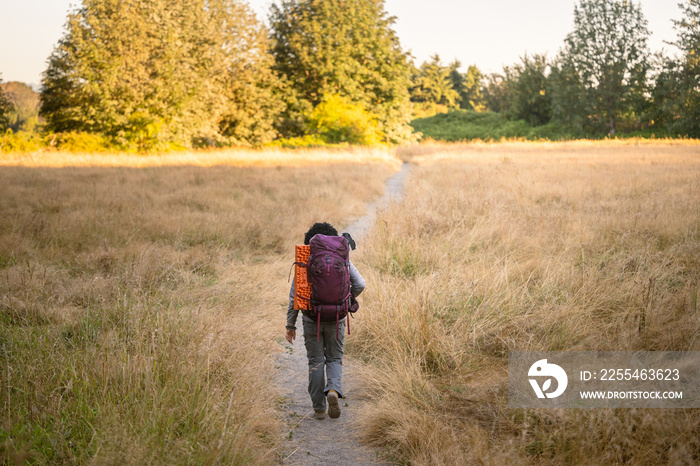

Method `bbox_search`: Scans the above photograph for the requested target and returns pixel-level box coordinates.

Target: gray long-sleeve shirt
[286,261,365,331]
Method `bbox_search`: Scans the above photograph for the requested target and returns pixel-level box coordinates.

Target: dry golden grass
[398,138,700,165]
[351,143,700,464]
[0,146,403,170]
[0,150,398,464]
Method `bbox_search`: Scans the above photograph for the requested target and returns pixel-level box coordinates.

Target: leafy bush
[307,95,381,145]
[47,131,112,152]
[0,130,45,152]
[411,110,586,141]
[410,110,682,142]
[0,130,194,154]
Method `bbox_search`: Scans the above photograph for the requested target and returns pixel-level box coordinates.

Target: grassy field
[0,148,398,464]
[3,141,699,464]
[350,140,700,464]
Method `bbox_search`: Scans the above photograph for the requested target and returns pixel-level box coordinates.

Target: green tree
[1,82,41,132]
[652,0,700,136]
[411,55,459,107]
[42,0,216,147]
[483,73,510,113]
[505,54,552,126]
[445,61,485,111]
[447,60,466,107]
[41,0,281,148]
[557,0,651,134]
[549,59,591,130]
[270,0,414,143]
[462,65,486,112]
[209,0,284,145]
[0,75,15,132]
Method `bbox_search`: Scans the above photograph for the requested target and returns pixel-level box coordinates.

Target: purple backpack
[297,234,358,339]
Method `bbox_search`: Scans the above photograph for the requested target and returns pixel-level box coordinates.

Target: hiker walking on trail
[286,222,365,420]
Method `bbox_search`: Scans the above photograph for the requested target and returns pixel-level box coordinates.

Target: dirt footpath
[276,164,411,465]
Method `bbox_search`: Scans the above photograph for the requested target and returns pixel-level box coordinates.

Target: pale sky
[0,0,683,88]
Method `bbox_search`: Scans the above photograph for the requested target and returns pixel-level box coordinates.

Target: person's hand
[286,329,296,344]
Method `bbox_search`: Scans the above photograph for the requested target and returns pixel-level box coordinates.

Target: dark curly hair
[304,222,338,245]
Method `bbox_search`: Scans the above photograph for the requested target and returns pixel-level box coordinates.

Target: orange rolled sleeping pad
[294,245,312,311]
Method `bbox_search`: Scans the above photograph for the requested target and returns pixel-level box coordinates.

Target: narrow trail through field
[275,163,412,465]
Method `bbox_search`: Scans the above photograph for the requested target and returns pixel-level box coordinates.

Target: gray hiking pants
[302,316,345,413]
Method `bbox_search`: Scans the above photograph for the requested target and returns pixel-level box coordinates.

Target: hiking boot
[313,411,326,420]
[327,390,341,419]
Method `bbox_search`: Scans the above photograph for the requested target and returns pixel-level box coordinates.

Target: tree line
[0,0,698,149]
[410,0,699,138]
[31,0,413,150]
